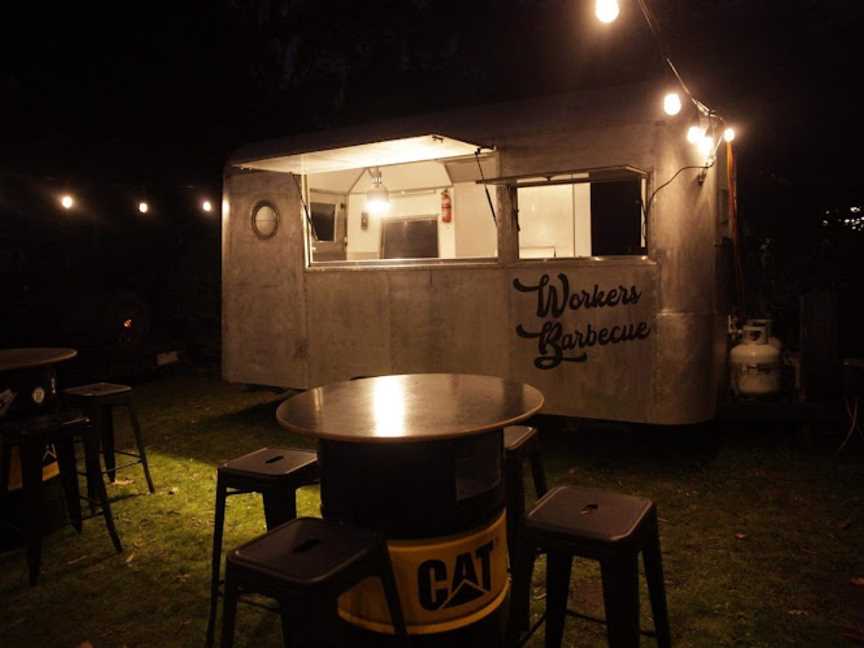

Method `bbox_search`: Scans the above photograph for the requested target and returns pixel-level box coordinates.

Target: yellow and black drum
[318,429,509,646]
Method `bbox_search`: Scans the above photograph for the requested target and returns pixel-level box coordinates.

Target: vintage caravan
[222,81,734,425]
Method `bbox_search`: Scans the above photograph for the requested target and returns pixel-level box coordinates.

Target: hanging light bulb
[687,125,705,144]
[595,0,620,23]
[60,194,75,209]
[723,127,736,142]
[663,92,682,116]
[138,201,149,214]
[366,168,391,216]
[698,134,715,158]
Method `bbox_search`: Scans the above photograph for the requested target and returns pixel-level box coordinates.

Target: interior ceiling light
[663,92,682,116]
[595,0,620,23]
[366,167,391,216]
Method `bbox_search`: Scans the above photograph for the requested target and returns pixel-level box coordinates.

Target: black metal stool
[62,382,155,493]
[206,447,319,646]
[504,425,548,632]
[220,517,408,647]
[510,486,671,648]
[0,411,122,585]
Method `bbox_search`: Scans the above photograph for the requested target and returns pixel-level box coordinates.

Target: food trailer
[222,81,733,425]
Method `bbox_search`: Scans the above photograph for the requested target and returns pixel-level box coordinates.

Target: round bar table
[276,373,543,647]
[1,348,78,486]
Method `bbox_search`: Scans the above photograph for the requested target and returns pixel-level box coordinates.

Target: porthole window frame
[250,200,280,240]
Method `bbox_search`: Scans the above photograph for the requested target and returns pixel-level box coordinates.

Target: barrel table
[1,348,78,490]
[276,373,543,647]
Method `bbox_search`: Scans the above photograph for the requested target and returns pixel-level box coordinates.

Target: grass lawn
[2,368,863,647]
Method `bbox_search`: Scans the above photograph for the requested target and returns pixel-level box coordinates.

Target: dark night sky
[5,0,863,193]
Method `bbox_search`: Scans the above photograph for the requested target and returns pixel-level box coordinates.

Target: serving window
[490,166,648,260]
[304,156,498,265]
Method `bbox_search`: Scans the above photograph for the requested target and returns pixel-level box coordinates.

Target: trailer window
[305,158,498,265]
[516,178,645,258]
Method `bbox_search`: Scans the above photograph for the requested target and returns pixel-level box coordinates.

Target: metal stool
[504,425,548,632]
[62,382,155,493]
[220,517,408,647]
[0,412,122,585]
[206,447,319,646]
[510,486,671,648]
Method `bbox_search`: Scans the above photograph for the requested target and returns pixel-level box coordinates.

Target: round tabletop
[276,373,544,444]
[0,348,77,372]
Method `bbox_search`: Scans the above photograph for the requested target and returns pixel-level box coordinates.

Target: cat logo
[417,540,495,610]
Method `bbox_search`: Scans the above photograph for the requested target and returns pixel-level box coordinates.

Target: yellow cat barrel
[275,374,545,647]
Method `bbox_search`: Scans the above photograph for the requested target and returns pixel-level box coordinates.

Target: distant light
[60,194,75,210]
[202,200,213,213]
[595,0,619,23]
[138,201,149,214]
[663,92,682,116]
[123,319,133,329]
[723,127,736,142]
[687,125,705,144]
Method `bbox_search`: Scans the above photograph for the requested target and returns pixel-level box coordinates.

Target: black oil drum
[319,429,509,646]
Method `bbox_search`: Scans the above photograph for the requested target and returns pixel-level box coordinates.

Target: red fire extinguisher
[441,189,452,223]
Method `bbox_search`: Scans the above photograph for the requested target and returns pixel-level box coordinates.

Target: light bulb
[138,201,149,214]
[595,0,619,23]
[723,127,736,142]
[60,194,74,209]
[698,134,715,158]
[202,200,213,212]
[663,92,682,116]
[687,125,705,144]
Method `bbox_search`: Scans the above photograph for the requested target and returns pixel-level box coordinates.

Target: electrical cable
[475,149,497,226]
[291,172,319,241]
[645,162,713,214]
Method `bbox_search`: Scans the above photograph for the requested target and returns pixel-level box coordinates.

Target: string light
[723,127,736,142]
[138,201,149,214]
[201,200,213,213]
[595,0,620,24]
[687,125,705,144]
[60,194,75,210]
[663,92,682,116]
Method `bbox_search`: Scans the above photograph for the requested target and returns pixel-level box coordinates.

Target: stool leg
[102,404,117,483]
[126,399,155,493]
[220,570,239,648]
[377,544,409,643]
[84,405,102,514]
[528,441,548,498]
[206,477,228,647]
[545,550,572,648]
[20,433,46,586]
[83,428,122,553]
[505,456,529,632]
[263,488,297,529]
[643,513,671,648]
[600,555,640,648]
[54,436,82,533]
[507,532,538,646]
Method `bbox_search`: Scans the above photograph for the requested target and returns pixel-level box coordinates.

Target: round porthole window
[251,202,279,239]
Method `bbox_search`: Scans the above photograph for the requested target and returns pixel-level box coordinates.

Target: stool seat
[528,487,653,544]
[504,425,536,452]
[63,382,132,398]
[221,517,408,646]
[230,517,382,586]
[219,448,318,484]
